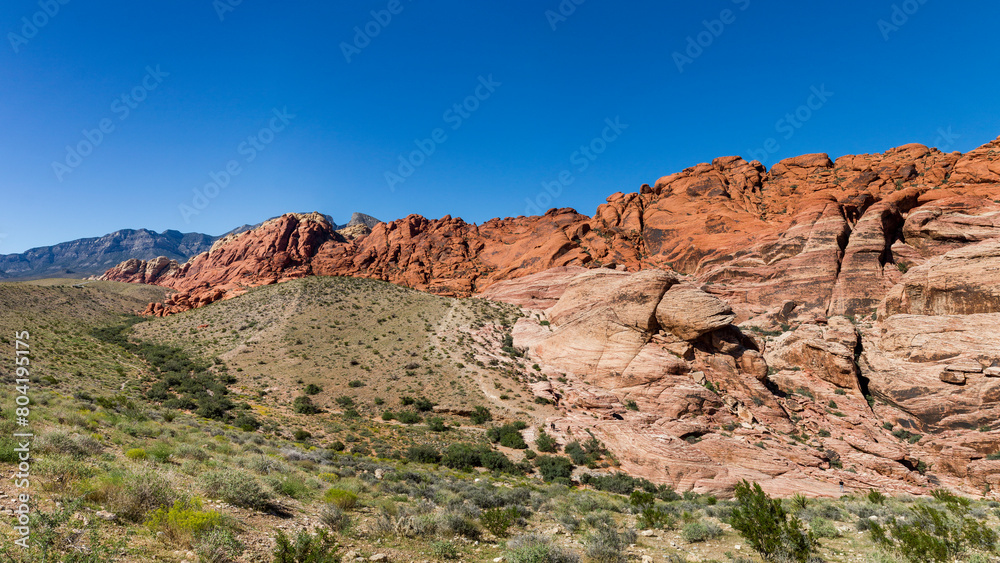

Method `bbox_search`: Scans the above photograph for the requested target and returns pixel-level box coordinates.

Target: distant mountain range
[0,212,380,280]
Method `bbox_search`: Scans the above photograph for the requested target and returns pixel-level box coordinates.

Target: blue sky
[1,0,998,253]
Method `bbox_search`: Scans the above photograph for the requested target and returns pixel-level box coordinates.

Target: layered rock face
[101,136,1000,496]
[104,137,1000,322]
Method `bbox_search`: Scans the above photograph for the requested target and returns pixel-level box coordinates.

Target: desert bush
[481,507,519,538]
[470,406,492,424]
[481,450,526,475]
[176,443,210,461]
[867,490,887,505]
[324,488,358,510]
[810,516,841,539]
[681,520,722,543]
[37,431,102,459]
[148,441,174,463]
[579,472,670,497]
[145,498,223,545]
[292,396,320,414]
[431,540,460,560]
[243,454,289,475]
[585,522,637,563]
[304,384,322,395]
[487,421,528,449]
[319,504,351,533]
[868,497,997,562]
[125,447,148,461]
[234,413,261,432]
[427,417,448,432]
[396,410,422,425]
[729,480,815,562]
[271,529,338,563]
[506,534,580,563]
[406,444,442,464]
[268,474,311,499]
[439,509,481,540]
[194,527,244,563]
[106,469,176,522]
[535,455,573,482]
[535,431,558,453]
[200,470,271,511]
[637,506,677,530]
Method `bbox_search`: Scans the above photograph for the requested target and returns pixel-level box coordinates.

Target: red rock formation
[103,137,1000,321]
[98,135,1000,496]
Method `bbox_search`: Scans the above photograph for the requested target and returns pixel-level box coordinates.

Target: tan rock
[656,286,735,340]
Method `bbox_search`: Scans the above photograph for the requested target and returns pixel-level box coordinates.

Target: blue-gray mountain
[0,212,380,281]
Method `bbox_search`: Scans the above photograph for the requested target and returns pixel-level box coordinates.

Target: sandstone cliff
[100,137,1000,496]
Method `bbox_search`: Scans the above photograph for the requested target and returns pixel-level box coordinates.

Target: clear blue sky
[2,0,998,253]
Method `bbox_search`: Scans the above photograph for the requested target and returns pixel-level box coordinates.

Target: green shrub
[681,520,722,542]
[470,406,492,424]
[126,448,148,461]
[324,488,358,510]
[381,410,395,421]
[270,475,311,499]
[441,443,484,470]
[427,417,448,432]
[729,480,815,562]
[535,455,573,482]
[488,422,528,449]
[637,506,676,530]
[481,507,519,538]
[194,527,244,562]
[200,470,271,510]
[304,384,322,395]
[439,509,481,540]
[867,490,887,505]
[293,429,312,441]
[810,517,840,539]
[293,396,321,414]
[38,431,102,459]
[396,410,422,425]
[869,496,997,562]
[585,523,636,563]
[579,473,670,497]
[406,444,442,464]
[145,498,223,544]
[106,469,176,522]
[148,442,174,463]
[320,504,351,533]
[272,529,338,563]
[506,534,580,563]
[431,540,460,560]
[234,413,261,431]
[535,431,558,453]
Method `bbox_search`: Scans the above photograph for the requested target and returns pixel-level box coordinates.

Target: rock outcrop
[104,137,1000,322]
[99,136,1000,497]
